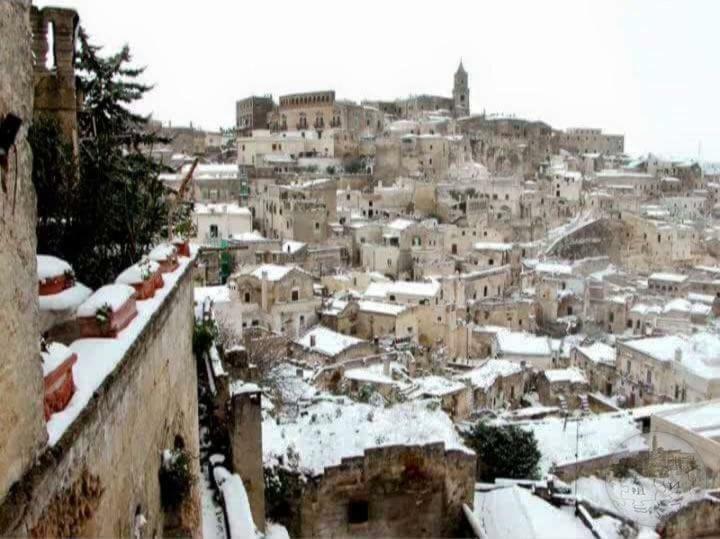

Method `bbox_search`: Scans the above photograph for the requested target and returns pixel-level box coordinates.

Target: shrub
[159,449,193,509]
[463,421,541,481]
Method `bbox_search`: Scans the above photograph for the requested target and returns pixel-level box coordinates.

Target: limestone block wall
[0,0,48,505]
[297,443,475,538]
[0,262,201,537]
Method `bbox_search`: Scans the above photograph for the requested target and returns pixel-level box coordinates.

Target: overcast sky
[37,0,720,160]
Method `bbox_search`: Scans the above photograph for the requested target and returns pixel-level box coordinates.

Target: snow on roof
[655,400,720,440]
[455,359,522,389]
[230,380,261,396]
[148,242,177,262]
[473,242,513,251]
[344,361,410,389]
[37,254,72,282]
[575,343,616,365]
[688,292,715,305]
[41,342,74,377]
[194,202,251,215]
[410,375,466,397]
[263,399,472,476]
[77,284,135,317]
[194,285,231,304]
[232,231,267,242]
[386,218,416,231]
[535,262,573,275]
[494,329,552,357]
[47,254,194,445]
[543,367,587,384]
[296,325,365,357]
[115,260,160,286]
[364,280,440,299]
[622,333,720,379]
[573,475,706,529]
[249,264,294,281]
[213,466,259,539]
[281,240,305,254]
[506,412,645,474]
[358,300,407,316]
[39,282,92,312]
[630,303,662,315]
[183,163,240,181]
[649,272,687,283]
[473,485,594,539]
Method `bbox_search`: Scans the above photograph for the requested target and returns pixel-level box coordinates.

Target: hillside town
[2,1,720,538]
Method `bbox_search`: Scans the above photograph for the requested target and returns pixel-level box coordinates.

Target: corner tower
[453,60,469,117]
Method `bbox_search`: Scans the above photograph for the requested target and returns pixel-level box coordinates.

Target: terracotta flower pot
[44,352,77,420]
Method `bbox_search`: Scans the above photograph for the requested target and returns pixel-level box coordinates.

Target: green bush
[159,449,193,509]
[463,421,541,481]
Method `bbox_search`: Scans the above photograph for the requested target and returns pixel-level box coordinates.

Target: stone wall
[291,443,475,538]
[0,0,48,505]
[0,261,201,537]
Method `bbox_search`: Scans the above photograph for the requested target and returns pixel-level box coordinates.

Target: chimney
[674,347,682,363]
[309,334,316,348]
[383,355,390,376]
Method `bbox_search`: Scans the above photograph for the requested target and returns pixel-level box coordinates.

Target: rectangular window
[291,289,299,302]
[348,500,369,524]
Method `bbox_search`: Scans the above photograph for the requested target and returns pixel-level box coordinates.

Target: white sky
[36,0,720,160]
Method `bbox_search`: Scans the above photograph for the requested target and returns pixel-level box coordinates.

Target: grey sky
[36,0,720,160]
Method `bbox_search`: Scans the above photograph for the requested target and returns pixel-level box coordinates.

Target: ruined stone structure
[280,443,475,538]
[0,0,48,506]
[30,5,79,149]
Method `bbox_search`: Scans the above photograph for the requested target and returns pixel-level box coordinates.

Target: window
[626,360,631,374]
[348,500,369,524]
[315,222,320,230]
[209,224,219,238]
[291,289,299,301]
[407,327,413,333]
[646,370,652,385]
[244,292,250,303]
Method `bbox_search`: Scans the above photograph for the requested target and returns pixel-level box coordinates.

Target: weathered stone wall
[295,443,475,538]
[0,262,201,537]
[0,0,48,505]
[230,390,265,532]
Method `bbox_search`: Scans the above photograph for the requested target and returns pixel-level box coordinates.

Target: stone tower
[453,60,469,117]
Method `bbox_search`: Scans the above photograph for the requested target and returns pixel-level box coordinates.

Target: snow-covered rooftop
[454,359,522,389]
[622,333,720,379]
[473,242,513,252]
[543,367,587,384]
[194,202,251,216]
[364,280,440,300]
[575,342,616,366]
[263,399,473,476]
[296,325,366,357]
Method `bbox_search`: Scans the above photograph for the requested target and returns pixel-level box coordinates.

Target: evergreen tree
[464,421,541,481]
[30,28,169,288]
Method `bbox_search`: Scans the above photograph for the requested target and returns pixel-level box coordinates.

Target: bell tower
[453,59,469,117]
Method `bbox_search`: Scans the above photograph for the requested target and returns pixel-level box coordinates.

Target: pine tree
[31,28,170,288]
[464,421,541,481]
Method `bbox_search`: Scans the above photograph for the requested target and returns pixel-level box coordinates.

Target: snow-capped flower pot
[37,255,75,296]
[115,259,162,300]
[41,342,77,420]
[172,238,190,258]
[149,243,179,274]
[77,284,138,338]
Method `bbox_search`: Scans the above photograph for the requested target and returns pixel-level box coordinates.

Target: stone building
[557,127,624,155]
[236,95,274,135]
[616,333,720,406]
[229,263,320,337]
